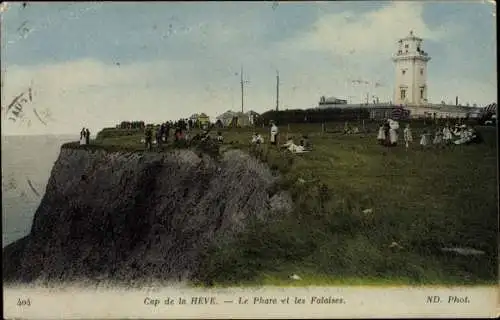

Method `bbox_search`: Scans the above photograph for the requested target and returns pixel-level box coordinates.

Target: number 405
[17,298,31,306]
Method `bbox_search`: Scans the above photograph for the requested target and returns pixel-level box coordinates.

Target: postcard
[1,1,498,319]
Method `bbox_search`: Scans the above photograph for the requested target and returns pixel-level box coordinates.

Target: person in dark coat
[145,127,153,150]
[383,121,390,146]
[174,128,181,142]
[85,128,90,145]
[164,122,170,142]
[156,126,162,148]
[160,123,165,142]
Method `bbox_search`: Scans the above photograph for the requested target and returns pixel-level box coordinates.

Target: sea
[2,135,77,247]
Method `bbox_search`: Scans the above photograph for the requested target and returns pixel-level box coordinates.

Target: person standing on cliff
[85,128,90,145]
[80,128,86,145]
[145,126,153,150]
[160,123,165,142]
[156,126,162,148]
[164,122,170,142]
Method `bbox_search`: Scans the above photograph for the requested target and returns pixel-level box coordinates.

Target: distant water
[2,135,76,247]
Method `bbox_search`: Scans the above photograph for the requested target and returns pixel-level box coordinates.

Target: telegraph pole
[240,66,244,113]
[276,70,280,111]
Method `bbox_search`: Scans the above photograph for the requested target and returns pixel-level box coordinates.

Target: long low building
[317,102,480,120]
[405,104,470,119]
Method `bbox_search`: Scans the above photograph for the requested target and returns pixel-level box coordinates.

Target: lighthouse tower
[392,31,431,106]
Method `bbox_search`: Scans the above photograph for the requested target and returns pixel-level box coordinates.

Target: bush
[255,108,371,126]
[96,128,143,140]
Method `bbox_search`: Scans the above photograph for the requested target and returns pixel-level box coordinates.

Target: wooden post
[322,122,325,134]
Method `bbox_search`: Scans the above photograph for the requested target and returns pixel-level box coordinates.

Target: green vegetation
[255,107,371,125]
[67,120,498,287]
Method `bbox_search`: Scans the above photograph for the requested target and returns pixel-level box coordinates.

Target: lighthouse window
[400,89,406,100]
[405,44,409,48]
[402,69,406,75]
[420,68,423,75]
[420,88,424,99]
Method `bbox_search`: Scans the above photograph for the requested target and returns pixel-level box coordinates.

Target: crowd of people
[376,119,482,150]
[249,121,313,154]
[104,115,486,155]
[140,119,226,151]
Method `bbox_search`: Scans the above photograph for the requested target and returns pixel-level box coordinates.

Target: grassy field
[69,120,498,286]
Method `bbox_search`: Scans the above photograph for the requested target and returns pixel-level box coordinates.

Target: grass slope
[65,121,498,287]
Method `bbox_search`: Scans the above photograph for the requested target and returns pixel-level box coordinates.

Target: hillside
[3,121,498,286]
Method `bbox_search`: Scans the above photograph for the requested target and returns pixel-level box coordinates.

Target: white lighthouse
[392,31,431,106]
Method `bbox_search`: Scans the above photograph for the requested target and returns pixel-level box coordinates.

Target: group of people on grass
[141,119,226,151]
[376,119,401,147]
[250,121,312,154]
[142,122,187,150]
[137,117,483,153]
[377,120,482,150]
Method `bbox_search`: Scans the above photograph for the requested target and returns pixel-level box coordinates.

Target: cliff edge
[3,147,292,285]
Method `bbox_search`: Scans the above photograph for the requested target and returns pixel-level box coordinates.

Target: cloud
[1,2,496,136]
[2,59,189,135]
[285,2,453,58]
[274,2,496,105]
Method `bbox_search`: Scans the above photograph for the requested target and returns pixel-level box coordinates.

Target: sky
[0,1,497,135]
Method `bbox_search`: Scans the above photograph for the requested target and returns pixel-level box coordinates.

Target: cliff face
[3,147,292,284]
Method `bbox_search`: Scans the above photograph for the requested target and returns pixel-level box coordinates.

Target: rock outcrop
[3,147,293,285]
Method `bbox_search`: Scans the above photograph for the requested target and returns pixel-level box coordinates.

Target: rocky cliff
[3,147,292,285]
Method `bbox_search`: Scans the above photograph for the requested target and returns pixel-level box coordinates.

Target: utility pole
[276,70,280,111]
[240,66,244,113]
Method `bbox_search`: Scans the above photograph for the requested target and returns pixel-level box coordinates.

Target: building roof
[482,103,497,114]
[327,96,346,102]
[217,110,259,119]
[400,30,423,41]
[320,96,347,103]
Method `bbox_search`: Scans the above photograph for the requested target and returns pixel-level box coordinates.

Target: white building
[318,96,348,107]
[308,31,489,120]
[392,31,431,106]
[216,110,259,127]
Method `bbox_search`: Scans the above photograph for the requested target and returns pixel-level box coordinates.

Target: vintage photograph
[1,1,498,318]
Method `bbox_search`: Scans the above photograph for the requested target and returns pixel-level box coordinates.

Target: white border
[3,285,498,319]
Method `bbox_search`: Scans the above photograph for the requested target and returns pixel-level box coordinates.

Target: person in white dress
[403,124,413,150]
[377,124,386,145]
[79,128,86,145]
[251,133,264,144]
[420,129,430,148]
[270,122,279,145]
[433,127,443,145]
[442,125,453,144]
[344,121,350,134]
[452,124,462,137]
[454,125,474,145]
[282,137,307,153]
[216,132,224,143]
[459,125,468,139]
